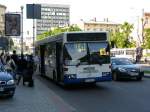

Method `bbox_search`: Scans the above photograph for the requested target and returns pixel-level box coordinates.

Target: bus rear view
[63,32,112,84]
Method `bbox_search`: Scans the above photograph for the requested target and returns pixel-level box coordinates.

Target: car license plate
[85,79,95,82]
[0,87,4,92]
[131,72,138,76]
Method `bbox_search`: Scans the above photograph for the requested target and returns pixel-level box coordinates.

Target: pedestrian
[5,55,17,79]
[11,50,19,67]
[0,52,5,66]
[16,54,27,85]
[24,55,34,87]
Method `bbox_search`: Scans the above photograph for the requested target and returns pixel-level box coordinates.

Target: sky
[0,0,150,37]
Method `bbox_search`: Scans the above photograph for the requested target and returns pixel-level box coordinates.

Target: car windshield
[111,58,134,65]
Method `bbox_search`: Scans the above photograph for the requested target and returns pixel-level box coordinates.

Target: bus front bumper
[63,76,112,84]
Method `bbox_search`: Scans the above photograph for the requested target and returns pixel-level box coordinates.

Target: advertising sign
[5,14,21,36]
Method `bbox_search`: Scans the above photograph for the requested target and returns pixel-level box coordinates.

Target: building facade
[12,36,33,54]
[0,4,6,36]
[80,20,120,33]
[36,4,70,35]
[143,12,150,29]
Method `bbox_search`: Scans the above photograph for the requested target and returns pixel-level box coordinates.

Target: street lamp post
[80,19,85,31]
[21,6,24,58]
[32,4,35,55]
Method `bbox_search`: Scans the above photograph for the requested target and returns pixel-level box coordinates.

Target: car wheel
[8,94,14,98]
[113,72,119,81]
[136,76,142,81]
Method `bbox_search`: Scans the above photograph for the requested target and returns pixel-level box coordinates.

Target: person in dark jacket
[23,55,34,87]
[0,52,5,65]
[16,55,27,85]
[11,50,19,66]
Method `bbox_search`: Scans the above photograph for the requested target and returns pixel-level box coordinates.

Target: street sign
[26,4,41,19]
[5,14,21,36]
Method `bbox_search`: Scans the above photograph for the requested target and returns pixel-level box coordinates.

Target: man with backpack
[22,55,35,87]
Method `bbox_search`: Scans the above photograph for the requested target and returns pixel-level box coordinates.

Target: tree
[37,30,52,40]
[37,24,82,40]
[143,28,150,49]
[110,22,136,48]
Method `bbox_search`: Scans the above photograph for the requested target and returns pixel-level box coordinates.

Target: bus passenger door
[56,42,62,82]
[40,45,45,75]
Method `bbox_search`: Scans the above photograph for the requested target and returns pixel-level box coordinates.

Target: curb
[144,75,150,78]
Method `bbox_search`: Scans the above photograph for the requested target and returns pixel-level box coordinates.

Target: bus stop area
[0,74,76,112]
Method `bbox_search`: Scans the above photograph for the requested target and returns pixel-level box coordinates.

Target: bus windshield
[88,42,110,64]
[63,43,88,65]
[63,42,110,65]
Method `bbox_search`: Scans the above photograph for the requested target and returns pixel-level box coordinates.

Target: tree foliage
[143,28,150,49]
[110,22,136,48]
[37,24,82,40]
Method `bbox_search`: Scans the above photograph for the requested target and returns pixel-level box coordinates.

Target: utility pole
[26,4,41,55]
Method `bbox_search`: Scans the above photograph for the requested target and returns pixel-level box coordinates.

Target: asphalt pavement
[39,76,150,112]
[0,75,76,112]
[1,73,150,112]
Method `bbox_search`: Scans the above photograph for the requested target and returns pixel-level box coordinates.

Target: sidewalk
[144,73,150,78]
[11,75,76,112]
[136,63,150,78]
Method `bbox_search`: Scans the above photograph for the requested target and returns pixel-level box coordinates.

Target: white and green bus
[35,31,112,84]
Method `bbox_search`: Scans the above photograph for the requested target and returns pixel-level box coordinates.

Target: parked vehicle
[0,66,16,97]
[111,57,144,81]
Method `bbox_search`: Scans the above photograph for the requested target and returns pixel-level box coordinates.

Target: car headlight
[7,80,15,85]
[118,67,126,72]
[67,74,76,79]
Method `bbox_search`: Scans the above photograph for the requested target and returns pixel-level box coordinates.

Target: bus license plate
[0,87,4,92]
[85,79,95,82]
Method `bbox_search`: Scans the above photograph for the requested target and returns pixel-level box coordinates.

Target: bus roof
[35,31,108,46]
